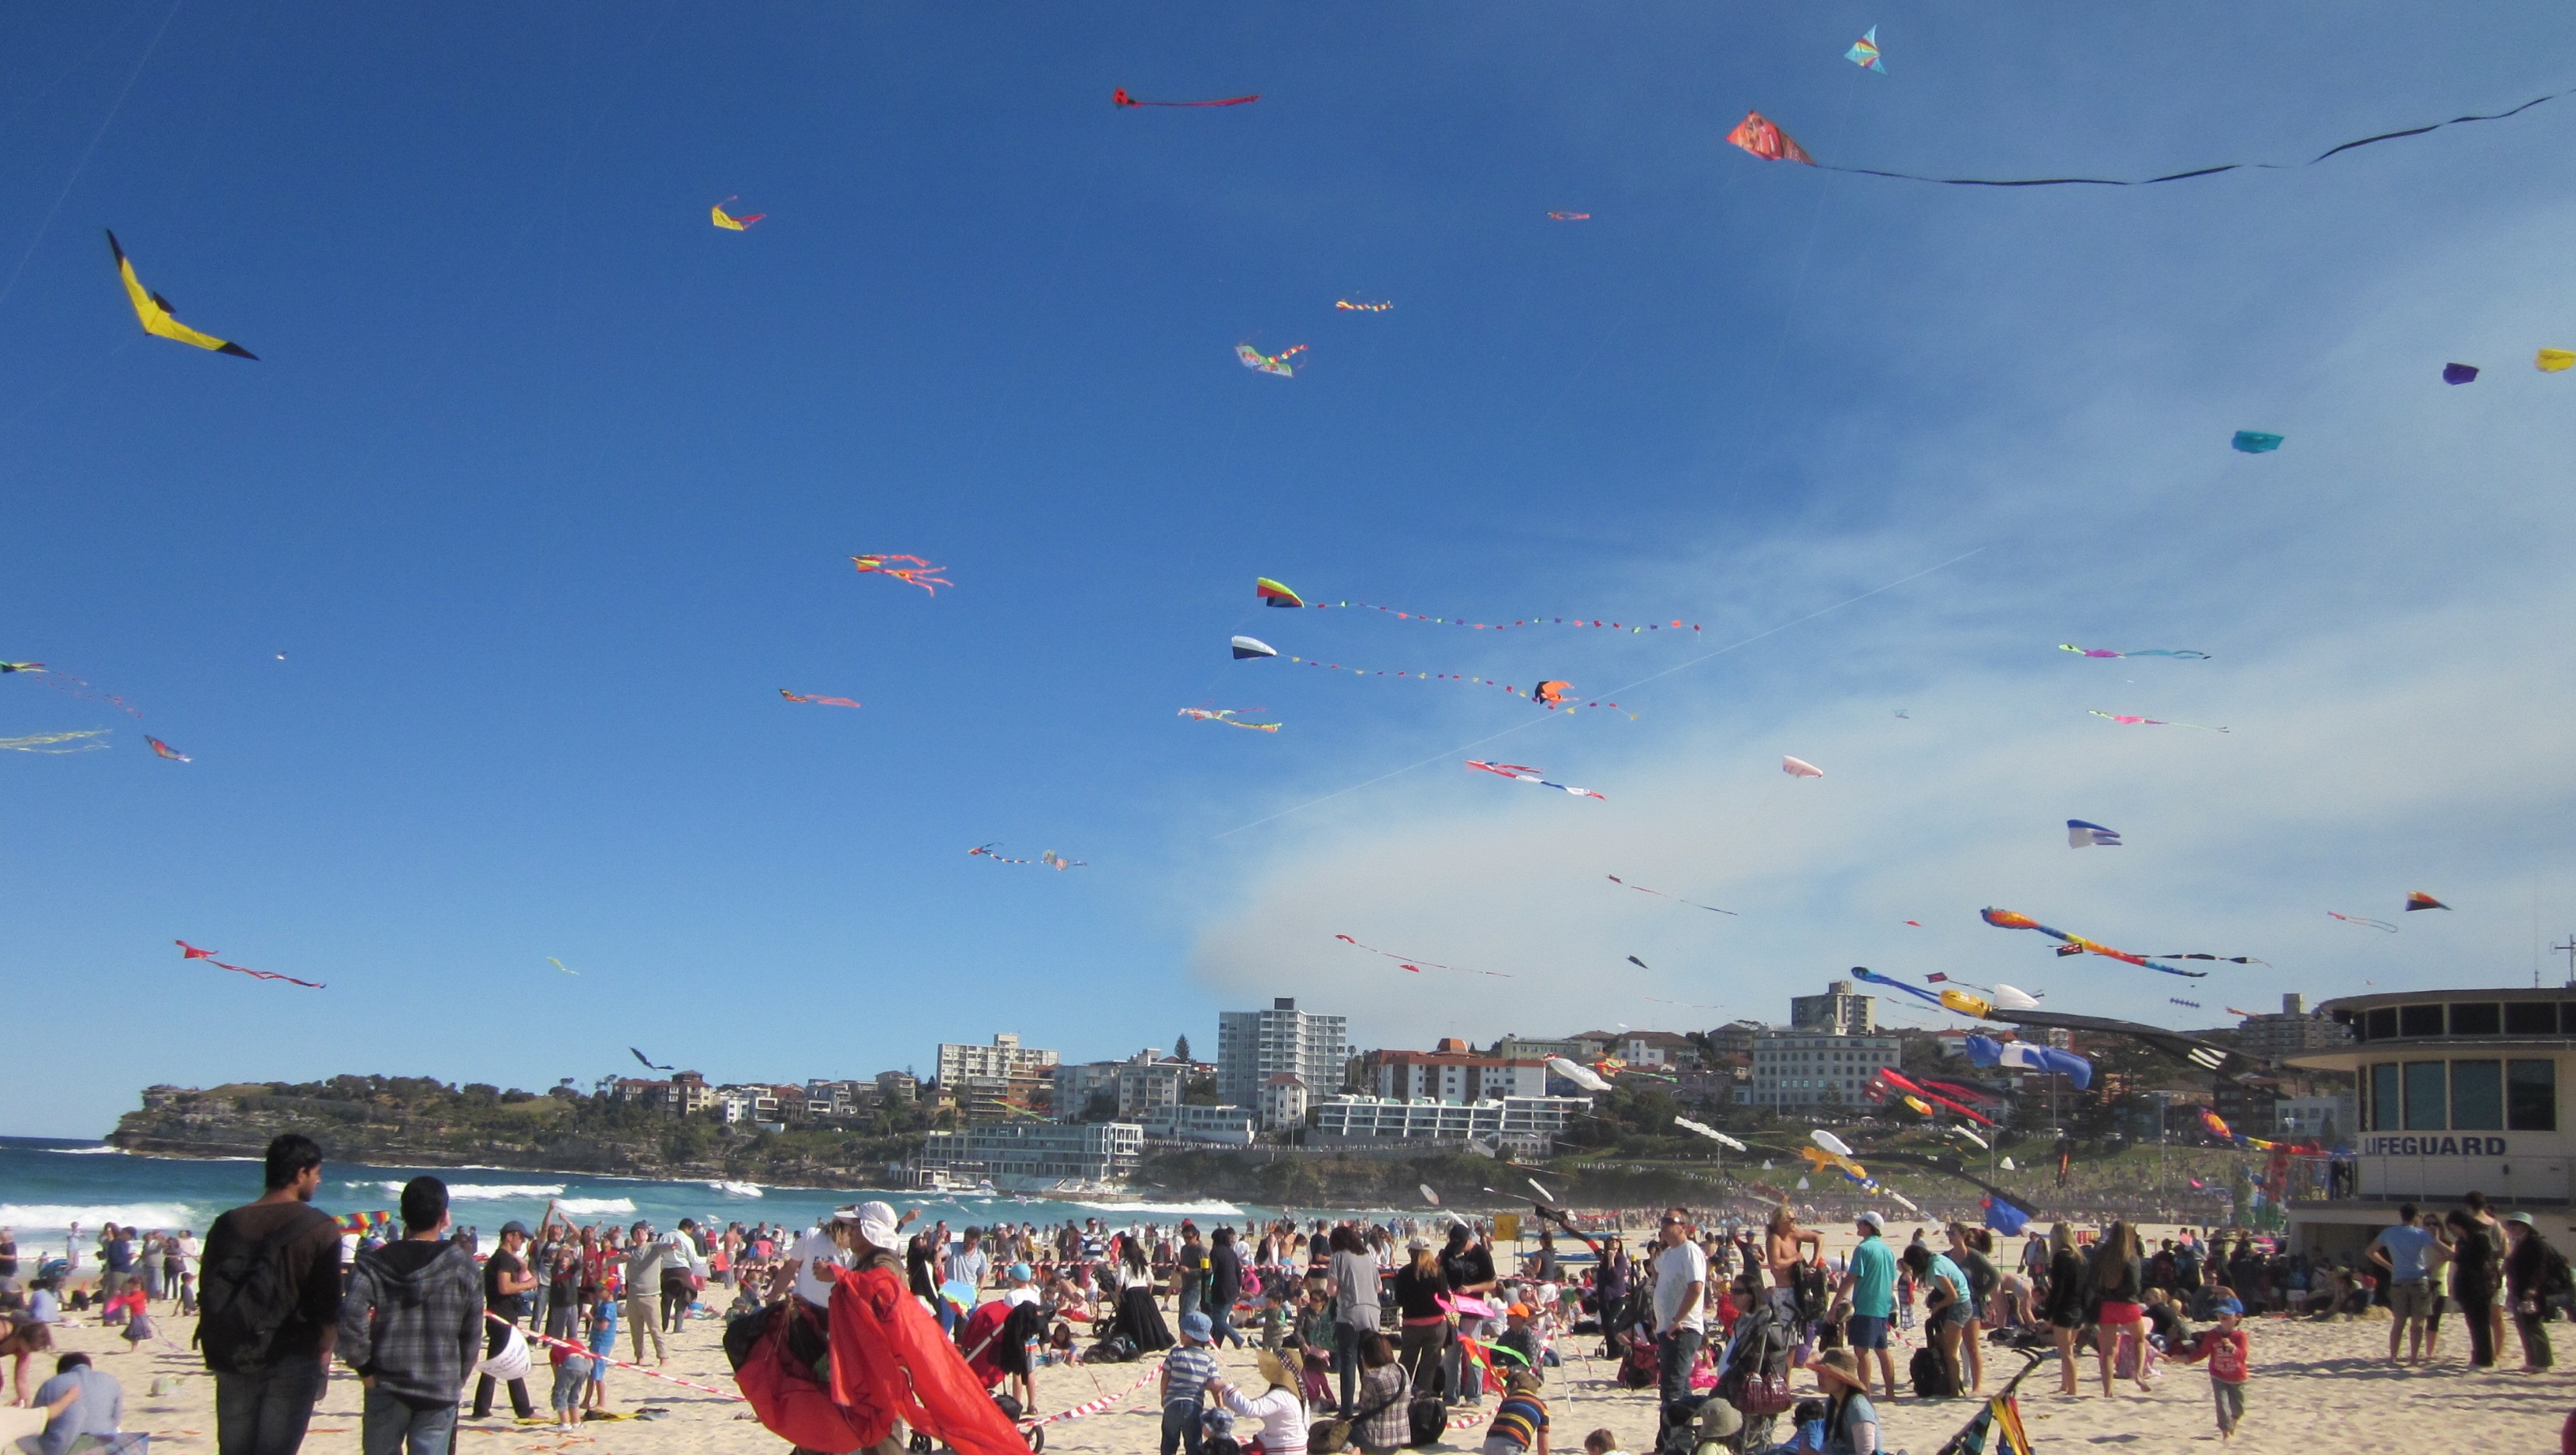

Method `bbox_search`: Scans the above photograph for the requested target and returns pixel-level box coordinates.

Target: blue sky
[7,2,2576,1136]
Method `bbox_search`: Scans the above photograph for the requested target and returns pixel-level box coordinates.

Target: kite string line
[1211,544,1983,838]
[0,0,185,319]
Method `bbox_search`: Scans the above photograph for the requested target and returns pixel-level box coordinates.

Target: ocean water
[0,1135,1268,1245]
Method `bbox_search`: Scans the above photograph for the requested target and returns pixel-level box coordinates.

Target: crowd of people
[3,1139,2572,1455]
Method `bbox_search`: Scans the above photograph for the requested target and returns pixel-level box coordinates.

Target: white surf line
[1212,546,1985,839]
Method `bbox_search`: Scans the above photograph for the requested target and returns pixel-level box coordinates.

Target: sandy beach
[7,1264,2570,1455]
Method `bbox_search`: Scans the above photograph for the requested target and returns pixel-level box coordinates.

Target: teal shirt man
[1848,1232,1896,1318]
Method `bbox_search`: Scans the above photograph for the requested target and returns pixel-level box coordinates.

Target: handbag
[1314,1369,1409,1454]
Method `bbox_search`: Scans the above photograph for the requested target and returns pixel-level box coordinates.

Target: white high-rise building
[936,1032,1060,1087]
[1219,998,1350,1111]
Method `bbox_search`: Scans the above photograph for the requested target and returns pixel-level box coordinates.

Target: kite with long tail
[968,843,1039,865]
[1335,933,1511,978]
[1256,577,1702,634]
[1869,1068,1999,1128]
[1605,874,1735,915]
[1334,301,1392,312]
[1724,85,2576,187]
[2329,911,2399,932]
[1465,760,1603,799]
[850,555,950,594]
[781,690,863,708]
[1982,907,2209,978]
[2060,644,2209,660]
[1237,343,1306,377]
[2091,711,2229,732]
[1114,88,1257,108]
[1179,705,1277,726]
[0,731,109,754]
[631,1047,673,1071]
[3,661,144,719]
[177,941,324,989]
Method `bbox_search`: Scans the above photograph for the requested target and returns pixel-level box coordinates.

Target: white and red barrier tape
[1023,1360,1163,1428]
[485,1312,747,1401]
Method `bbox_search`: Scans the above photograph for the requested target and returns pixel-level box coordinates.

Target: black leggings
[1398,1322,1448,1398]
[471,1316,533,1417]
[2459,1291,2497,1367]
[662,1274,695,1333]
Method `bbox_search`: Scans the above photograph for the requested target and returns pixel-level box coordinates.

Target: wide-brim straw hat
[1258,1350,1295,1390]
[1809,1349,1869,1393]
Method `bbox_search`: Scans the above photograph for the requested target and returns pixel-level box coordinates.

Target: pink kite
[1782,756,1824,778]
[1114,88,1257,108]
[1335,933,1512,978]
[781,690,863,709]
[851,555,951,595]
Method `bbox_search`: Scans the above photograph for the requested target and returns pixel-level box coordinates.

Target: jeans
[471,1318,534,1419]
[1656,1326,1703,1414]
[1334,1322,1372,1415]
[625,1294,664,1363]
[1210,1300,1244,1348]
[215,1357,327,1455]
[1179,1286,1202,1322]
[1159,1398,1204,1455]
[361,1389,459,1455]
[2211,1379,2244,1435]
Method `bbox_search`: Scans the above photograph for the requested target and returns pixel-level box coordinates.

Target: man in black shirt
[199,1134,344,1455]
[470,1221,537,1420]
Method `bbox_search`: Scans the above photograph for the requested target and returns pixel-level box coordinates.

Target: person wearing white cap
[1837,1212,1898,1400]
[784,1204,914,1310]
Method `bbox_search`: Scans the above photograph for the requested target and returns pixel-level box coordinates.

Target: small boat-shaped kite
[711,196,765,230]
[1256,578,1305,608]
[2406,891,2450,911]
[2066,819,2121,847]
[2539,349,2574,372]
[781,690,862,708]
[2231,430,2284,453]
[1237,343,1305,377]
[1114,87,1258,108]
[1782,755,1824,777]
[1230,635,1278,660]
[145,735,190,761]
[2444,362,2480,384]
[2091,711,2228,732]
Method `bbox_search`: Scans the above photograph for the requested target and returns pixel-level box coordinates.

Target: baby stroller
[958,1300,1052,1453]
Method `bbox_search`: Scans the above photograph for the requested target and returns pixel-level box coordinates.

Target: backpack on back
[197,1206,331,1375]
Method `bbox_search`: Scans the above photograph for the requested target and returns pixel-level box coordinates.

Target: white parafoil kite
[1547,1056,1613,1093]
[1674,1116,1747,1150]
[1782,755,1825,778]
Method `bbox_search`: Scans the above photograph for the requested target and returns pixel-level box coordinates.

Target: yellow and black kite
[107,230,255,359]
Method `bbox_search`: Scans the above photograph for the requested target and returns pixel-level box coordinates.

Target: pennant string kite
[1605,874,1736,915]
[1464,759,1604,799]
[1237,344,1306,376]
[1257,576,1702,632]
[1114,87,1257,108]
[1981,907,2209,978]
[968,843,1038,865]
[107,230,255,358]
[1334,301,1392,312]
[1724,86,2576,187]
[780,690,863,709]
[1283,653,1626,713]
[1335,933,1512,978]
[3,662,144,719]
[1546,212,1591,220]
[850,554,950,594]
[176,940,324,989]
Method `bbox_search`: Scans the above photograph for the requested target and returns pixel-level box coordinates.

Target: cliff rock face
[110,1076,924,1187]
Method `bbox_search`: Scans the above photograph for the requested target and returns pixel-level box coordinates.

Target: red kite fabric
[1724,111,1814,165]
[1114,88,1257,108]
[780,690,862,709]
[829,1264,1029,1455]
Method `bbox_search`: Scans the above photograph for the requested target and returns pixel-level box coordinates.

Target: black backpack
[2542,1245,2574,1301]
[1791,1262,1829,1326]
[1908,1347,1956,1400]
[1086,1334,1137,1364]
[1406,1392,1448,1448]
[197,1206,331,1375]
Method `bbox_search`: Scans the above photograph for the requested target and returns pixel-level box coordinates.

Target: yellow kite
[107,231,254,358]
